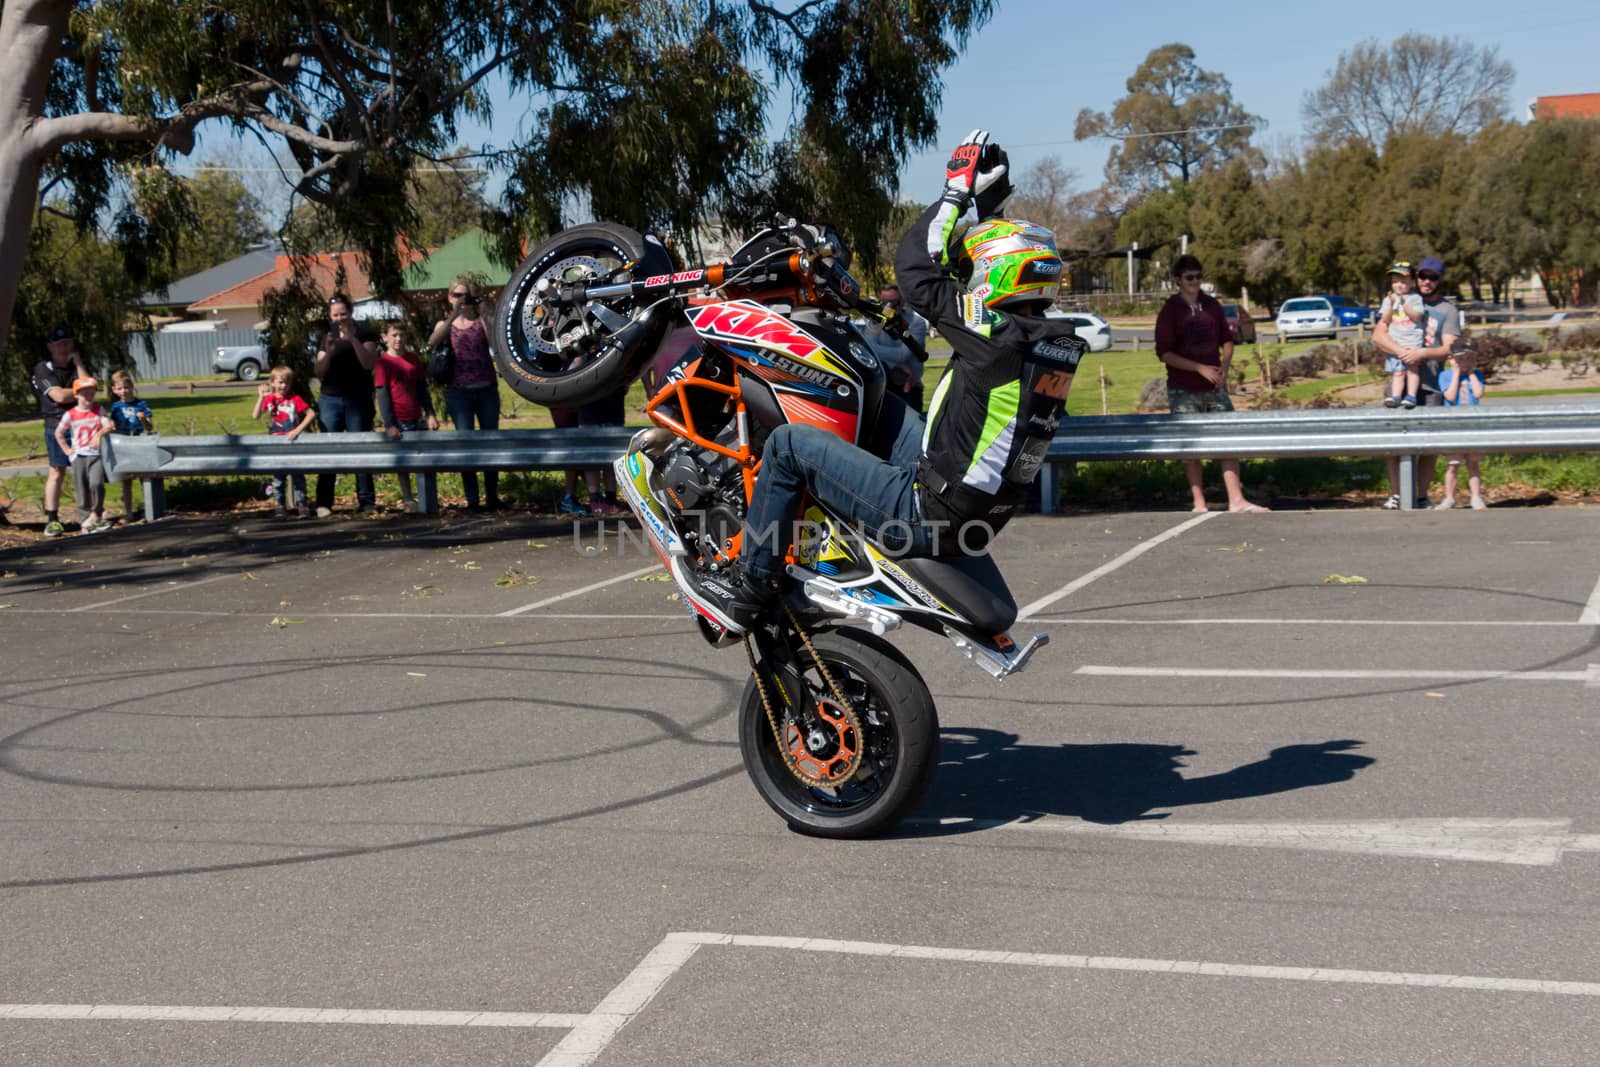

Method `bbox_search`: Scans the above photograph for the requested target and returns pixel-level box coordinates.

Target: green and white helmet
[960,218,1063,310]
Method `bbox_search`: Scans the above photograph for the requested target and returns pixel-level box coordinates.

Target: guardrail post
[416,472,439,515]
[1038,463,1059,515]
[142,477,167,521]
[1397,456,1415,510]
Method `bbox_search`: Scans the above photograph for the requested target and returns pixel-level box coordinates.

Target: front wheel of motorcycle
[490,222,673,408]
[739,629,939,839]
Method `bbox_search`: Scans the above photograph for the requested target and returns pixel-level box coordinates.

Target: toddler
[1379,262,1427,408]
[253,366,317,517]
[53,377,114,533]
[1436,351,1487,510]
[108,370,153,521]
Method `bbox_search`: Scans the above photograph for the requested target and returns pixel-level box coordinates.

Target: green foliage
[1074,43,1262,198]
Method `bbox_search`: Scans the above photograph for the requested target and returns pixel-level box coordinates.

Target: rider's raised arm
[895,202,963,332]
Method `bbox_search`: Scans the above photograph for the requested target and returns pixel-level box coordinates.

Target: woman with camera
[429,277,503,512]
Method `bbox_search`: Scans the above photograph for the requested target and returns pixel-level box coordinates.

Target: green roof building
[404,228,516,293]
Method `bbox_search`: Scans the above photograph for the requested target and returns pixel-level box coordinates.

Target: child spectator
[1436,350,1487,510]
[374,322,439,513]
[107,370,153,522]
[253,366,316,517]
[1378,262,1428,408]
[53,377,114,533]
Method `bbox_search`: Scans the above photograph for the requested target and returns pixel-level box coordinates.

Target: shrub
[1136,377,1168,413]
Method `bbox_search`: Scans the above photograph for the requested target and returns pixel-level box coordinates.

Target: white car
[1043,308,1113,352]
[1275,297,1338,341]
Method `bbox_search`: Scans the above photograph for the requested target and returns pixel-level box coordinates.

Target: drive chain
[741,605,863,789]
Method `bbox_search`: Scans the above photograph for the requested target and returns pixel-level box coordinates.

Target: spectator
[253,366,316,517]
[107,370,153,522]
[1374,255,1460,509]
[1377,262,1428,408]
[29,325,89,537]
[53,376,113,534]
[1436,350,1487,510]
[312,293,380,516]
[577,386,627,516]
[1154,255,1267,514]
[428,278,502,512]
[374,322,439,513]
[549,402,592,516]
[862,284,931,412]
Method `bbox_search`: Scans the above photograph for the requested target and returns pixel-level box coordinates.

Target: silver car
[1275,297,1338,341]
[213,334,268,381]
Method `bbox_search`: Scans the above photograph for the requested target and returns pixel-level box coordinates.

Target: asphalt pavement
[2,506,1598,1065]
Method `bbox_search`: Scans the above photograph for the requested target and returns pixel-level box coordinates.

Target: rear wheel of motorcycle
[490,222,671,408]
[738,629,938,839]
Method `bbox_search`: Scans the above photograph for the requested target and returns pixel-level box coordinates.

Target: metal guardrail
[103,428,637,519]
[102,406,1600,519]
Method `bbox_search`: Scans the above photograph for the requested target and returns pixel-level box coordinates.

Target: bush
[1136,377,1168,413]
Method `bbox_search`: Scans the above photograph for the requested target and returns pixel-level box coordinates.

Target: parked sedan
[1316,294,1375,327]
[1275,297,1338,341]
[1043,308,1114,352]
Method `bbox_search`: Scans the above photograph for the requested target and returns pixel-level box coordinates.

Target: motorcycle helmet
[960,218,1062,310]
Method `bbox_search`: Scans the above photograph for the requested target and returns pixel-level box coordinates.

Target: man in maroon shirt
[1154,255,1267,513]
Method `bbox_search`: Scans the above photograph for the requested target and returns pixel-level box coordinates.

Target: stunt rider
[701,130,1086,633]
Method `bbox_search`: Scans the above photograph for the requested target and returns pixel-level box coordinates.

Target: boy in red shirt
[374,322,439,513]
[53,377,115,533]
[253,366,317,517]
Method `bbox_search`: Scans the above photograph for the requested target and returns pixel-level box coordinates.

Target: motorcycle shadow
[909,730,1374,834]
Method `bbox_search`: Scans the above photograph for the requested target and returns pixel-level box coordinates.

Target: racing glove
[926,130,1012,264]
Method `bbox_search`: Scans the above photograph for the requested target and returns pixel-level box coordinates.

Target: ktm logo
[1033,369,1073,399]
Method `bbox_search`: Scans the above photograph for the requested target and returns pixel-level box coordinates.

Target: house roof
[137,244,282,308]
[404,228,515,291]
[188,247,428,311]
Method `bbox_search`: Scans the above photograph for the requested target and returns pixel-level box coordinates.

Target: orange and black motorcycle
[491,219,1047,837]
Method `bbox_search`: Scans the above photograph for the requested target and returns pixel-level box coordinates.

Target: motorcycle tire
[738,628,939,839]
[490,221,674,408]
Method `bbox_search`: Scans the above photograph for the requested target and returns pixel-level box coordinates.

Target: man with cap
[1373,255,1461,508]
[29,326,90,537]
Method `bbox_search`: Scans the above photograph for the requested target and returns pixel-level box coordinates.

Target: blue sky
[203,0,1600,219]
[894,0,1600,202]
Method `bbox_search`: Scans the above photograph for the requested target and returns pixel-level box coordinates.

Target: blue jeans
[315,394,375,509]
[444,385,500,507]
[740,417,940,585]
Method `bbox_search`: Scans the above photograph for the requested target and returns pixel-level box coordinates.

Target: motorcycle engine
[653,443,745,565]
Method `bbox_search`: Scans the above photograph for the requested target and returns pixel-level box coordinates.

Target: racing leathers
[894,201,1085,544]
[728,202,1085,614]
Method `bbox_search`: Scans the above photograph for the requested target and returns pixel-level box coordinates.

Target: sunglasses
[1180,272,1203,281]
[1416,272,1441,281]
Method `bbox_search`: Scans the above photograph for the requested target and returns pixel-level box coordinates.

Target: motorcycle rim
[738,629,938,839]
[490,222,666,407]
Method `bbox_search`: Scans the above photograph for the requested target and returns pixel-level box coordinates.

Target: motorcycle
[490,218,1048,837]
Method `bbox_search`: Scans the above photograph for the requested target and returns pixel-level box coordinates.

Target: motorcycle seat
[894,552,1018,633]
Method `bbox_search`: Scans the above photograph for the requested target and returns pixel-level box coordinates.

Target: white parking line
[1074,665,1597,683]
[67,571,240,612]
[536,934,706,1067]
[1581,574,1600,624]
[1017,512,1217,620]
[9,927,1600,1061]
[497,564,665,617]
[0,1004,586,1027]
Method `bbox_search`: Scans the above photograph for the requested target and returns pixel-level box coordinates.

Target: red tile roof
[189,248,429,311]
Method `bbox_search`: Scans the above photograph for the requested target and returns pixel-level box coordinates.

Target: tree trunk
[0,0,71,353]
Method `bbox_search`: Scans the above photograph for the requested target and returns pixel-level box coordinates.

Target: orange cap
[73,376,98,391]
